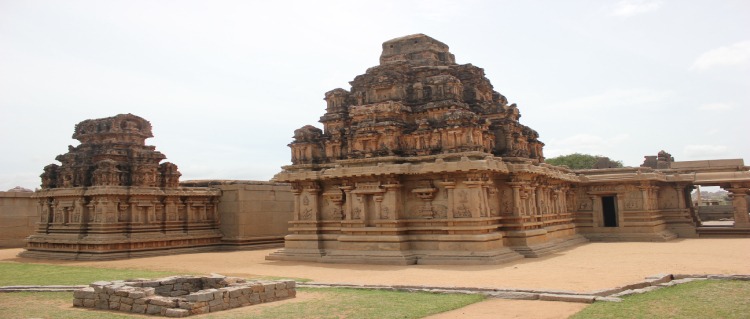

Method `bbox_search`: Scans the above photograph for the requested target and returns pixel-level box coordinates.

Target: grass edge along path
[0,288,485,319]
[571,279,750,319]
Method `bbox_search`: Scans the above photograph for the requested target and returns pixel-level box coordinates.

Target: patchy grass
[0,288,484,319]
[243,288,485,319]
[0,263,183,286]
[572,280,750,319]
[0,263,481,318]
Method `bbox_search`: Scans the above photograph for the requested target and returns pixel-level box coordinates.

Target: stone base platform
[73,275,296,317]
[581,229,678,242]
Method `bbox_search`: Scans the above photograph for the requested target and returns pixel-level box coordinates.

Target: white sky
[1,0,748,191]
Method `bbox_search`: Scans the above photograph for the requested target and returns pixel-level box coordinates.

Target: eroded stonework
[73,275,295,317]
[22,114,222,260]
[269,34,585,265]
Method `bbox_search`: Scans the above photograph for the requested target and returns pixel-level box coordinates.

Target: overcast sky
[1,0,748,191]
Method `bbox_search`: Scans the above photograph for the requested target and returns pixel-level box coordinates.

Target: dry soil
[2,238,748,319]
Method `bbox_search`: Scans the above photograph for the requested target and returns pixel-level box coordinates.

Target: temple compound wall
[180,180,293,249]
[0,188,37,248]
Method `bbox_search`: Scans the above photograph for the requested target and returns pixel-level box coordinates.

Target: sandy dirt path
[2,238,749,318]
[3,239,748,292]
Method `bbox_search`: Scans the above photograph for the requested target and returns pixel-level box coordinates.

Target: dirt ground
[2,238,749,319]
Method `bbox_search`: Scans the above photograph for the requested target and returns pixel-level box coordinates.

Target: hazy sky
[1,0,748,191]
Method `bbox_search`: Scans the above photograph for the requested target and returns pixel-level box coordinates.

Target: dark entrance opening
[602,196,618,227]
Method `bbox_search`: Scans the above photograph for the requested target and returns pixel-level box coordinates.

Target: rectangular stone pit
[73,275,296,317]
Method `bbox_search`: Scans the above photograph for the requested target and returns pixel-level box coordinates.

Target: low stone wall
[0,191,37,248]
[73,275,296,317]
[697,205,734,221]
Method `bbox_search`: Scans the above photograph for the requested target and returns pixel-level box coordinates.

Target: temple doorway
[602,196,618,227]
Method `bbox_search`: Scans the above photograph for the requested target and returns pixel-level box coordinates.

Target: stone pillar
[725,186,750,228]
[441,181,456,220]
[674,185,686,209]
[340,185,353,220]
[383,182,401,220]
[373,195,383,220]
[528,187,537,216]
[639,186,650,211]
[291,188,301,221]
[590,196,601,227]
[510,183,522,217]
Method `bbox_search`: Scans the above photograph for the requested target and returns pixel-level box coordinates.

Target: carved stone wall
[21,114,223,260]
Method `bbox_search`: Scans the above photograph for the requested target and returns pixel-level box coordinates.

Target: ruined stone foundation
[267,34,587,265]
[73,275,295,317]
[21,114,222,260]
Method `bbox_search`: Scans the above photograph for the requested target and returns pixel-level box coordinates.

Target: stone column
[509,183,522,217]
[383,182,401,220]
[528,186,538,216]
[340,185,354,220]
[441,181,456,220]
[291,188,301,221]
[725,186,750,228]
[373,195,383,220]
[590,196,601,227]
[674,185,686,209]
[639,186,650,211]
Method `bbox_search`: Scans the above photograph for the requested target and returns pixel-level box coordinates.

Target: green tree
[545,153,624,169]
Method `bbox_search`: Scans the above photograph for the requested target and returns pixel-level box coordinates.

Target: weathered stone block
[83,299,96,308]
[185,291,214,302]
[74,287,95,299]
[127,289,146,299]
[164,308,190,318]
[95,300,109,309]
[73,298,83,307]
[226,287,244,298]
[208,299,224,307]
[131,303,147,314]
[146,304,163,315]
[120,303,133,312]
[190,305,209,315]
[275,289,289,298]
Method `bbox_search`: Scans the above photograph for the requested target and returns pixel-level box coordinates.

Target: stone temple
[13,34,750,263]
[268,34,585,264]
[21,114,222,260]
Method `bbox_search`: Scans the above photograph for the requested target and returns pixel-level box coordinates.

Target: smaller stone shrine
[21,114,222,260]
[73,275,296,317]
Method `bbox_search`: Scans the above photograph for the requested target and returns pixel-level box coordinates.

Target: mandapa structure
[269,34,586,265]
[21,114,222,260]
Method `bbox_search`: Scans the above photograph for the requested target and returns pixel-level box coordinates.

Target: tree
[545,153,624,169]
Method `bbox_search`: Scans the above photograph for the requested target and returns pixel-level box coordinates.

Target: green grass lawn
[0,288,484,319]
[0,262,183,286]
[0,262,484,318]
[571,279,750,319]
